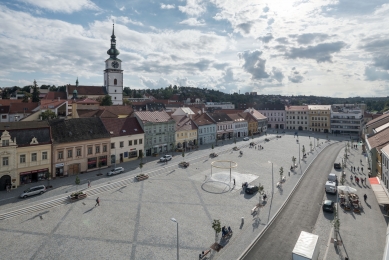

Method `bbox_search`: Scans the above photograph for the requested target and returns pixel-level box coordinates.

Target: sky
[0,0,388,97]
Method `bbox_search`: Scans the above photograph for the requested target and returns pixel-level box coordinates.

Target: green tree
[212,144,214,150]
[139,151,144,173]
[212,219,222,242]
[182,150,185,162]
[75,175,80,191]
[40,110,57,120]
[32,80,40,102]
[22,93,31,103]
[302,145,306,156]
[292,156,296,167]
[279,167,284,181]
[100,95,113,106]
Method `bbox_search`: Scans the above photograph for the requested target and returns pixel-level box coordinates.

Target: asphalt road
[243,141,344,260]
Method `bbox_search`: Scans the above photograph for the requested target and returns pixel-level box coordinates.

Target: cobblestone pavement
[0,131,353,260]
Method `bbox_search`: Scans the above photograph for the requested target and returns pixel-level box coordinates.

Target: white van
[328,173,337,182]
[325,181,337,194]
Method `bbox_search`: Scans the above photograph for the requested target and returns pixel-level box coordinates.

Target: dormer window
[2,140,9,147]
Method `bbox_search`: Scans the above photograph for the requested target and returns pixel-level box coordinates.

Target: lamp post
[298,142,301,163]
[171,218,179,260]
[267,161,274,223]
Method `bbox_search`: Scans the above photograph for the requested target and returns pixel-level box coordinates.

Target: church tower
[104,24,123,105]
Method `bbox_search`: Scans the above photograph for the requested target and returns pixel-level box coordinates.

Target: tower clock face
[111,61,119,68]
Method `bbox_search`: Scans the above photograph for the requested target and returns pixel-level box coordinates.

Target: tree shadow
[84,207,95,214]
[23,210,50,222]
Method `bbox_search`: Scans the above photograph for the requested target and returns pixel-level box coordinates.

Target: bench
[200,249,211,259]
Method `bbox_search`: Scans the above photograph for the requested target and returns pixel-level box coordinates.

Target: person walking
[88,180,91,188]
[364,177,367,184]
[361,178,364,185]
[95,197,100,207]
[361,167,363,173]
[357,166,359,172]
[364,194,367,201]
[233,178,236,186]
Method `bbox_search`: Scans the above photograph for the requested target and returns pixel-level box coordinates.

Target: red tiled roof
[40,100,67,109]
[193,113,216,126]
[76,98,99,104]
[43,91,67,100]
[366,113,389,126]
[243,108,267,120]
[367,126,389,149]
[227,113,247,122]
[100,105,133,116]
[134,111,172,123]
[172,115,198,131]
[67,85,107,96]
[9,102,39,113]
[101,117,144,137]
[77,109,118,118]
[0,106,10,113]
[0,99,24,106]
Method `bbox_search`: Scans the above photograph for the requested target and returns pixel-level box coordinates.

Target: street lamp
[298,142,301,163]
[267,161,274,223]
[171,218,179,260]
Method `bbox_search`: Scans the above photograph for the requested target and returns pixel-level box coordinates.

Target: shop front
[128,149,137,159]
[88,157,97,170]
[99,155,107,167]
[55,163,65,177]
[20,168,49,185]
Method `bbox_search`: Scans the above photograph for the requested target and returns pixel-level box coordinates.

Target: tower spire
[76,77,79,87]
[107,23,120,59]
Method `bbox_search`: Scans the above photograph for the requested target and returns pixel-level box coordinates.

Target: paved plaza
[0,132,385,260]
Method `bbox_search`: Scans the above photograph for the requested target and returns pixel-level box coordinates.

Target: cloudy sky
[0,0,388,97]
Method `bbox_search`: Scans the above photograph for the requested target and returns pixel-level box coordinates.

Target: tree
[100,95,113,106]
[45,171,51,188]
[302,145,306,156]
[123,99,131,105]
[75,175,80,191]
[182,150,185,162]
[212,144,214,150]
[310,141,313,151]
[279,167,284,181]
[40,110,57,120]
[292,156,296,167]
[332,207,340,241]
[139,151,144,173]
[22,93,31,103]
[212,219,222,242]
[32,80,40,102]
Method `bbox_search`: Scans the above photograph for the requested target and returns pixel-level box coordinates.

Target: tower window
[114,79,117,85]
[115,90,117,92]
[115,97,117,99]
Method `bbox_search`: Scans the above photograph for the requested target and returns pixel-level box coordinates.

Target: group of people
[256,145,264,150]
[222,226,232,238]
[350,175,367,185]
[351,166,363,173]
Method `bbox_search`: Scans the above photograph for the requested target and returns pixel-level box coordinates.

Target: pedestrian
[364,177,367,183]
[354,166,356,172]
[233,178,236,186]
[95,197,100,207]
[364,194,367,201]
[361,167,363,173]
[6,184,9,192]
[361,178,364,185]
[88,180,91,188]
[360,159,362,164]
[288,171,290,177]
[357,166,359,172]
[263,194,267,200]
[350,175,353,182]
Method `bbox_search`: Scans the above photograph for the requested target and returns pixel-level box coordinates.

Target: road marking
[0,197,15,202]
[323,226,334,260]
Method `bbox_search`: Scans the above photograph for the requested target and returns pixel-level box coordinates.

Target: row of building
[0,107,268,190]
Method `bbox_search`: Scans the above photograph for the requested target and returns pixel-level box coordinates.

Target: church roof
[67,85,108,96]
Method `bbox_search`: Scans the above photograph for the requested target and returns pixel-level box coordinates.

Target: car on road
[245,185,259,194]
[20,185,46,198]
[334,162,341,169]
[243,137,249,141]
[107,167,125,176]
[160,155,172,162]
[322,200,335,213]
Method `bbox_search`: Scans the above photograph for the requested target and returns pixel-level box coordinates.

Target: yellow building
[0,121,51,190]
[308,105,331,133]
[240,112,258,136]
[173,115,198,149]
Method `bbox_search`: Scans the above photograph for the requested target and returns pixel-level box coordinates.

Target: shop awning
[369,177,389,204]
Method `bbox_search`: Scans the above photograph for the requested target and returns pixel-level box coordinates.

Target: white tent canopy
[337,186,357,193]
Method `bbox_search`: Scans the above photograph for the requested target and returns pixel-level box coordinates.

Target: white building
[285,105,309,130]
[193,112,217,145]
[330,104,364,135]
[228,113,248,138]
[205,102,235,110]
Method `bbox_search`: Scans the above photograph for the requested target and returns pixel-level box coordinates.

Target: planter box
[179,162,190,168]
[136,174,149,181]
[69,192,87,201]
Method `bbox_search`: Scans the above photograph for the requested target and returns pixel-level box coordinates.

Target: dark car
[323,200,335,213]
[245,185,259,194]
[334,163,341,169]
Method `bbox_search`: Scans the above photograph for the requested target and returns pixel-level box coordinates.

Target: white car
[160,155,172,162]
[107,167,124,176]
[243,137,249,141]
[20,185,46,198]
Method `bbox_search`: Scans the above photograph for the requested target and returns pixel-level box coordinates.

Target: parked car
[243,137,249,141]
[334,163,341,169]
[20,185,46,198]
[107,167,125,176]
[160,155,172,162]
[245,185,259,194]
[322,200,335,213]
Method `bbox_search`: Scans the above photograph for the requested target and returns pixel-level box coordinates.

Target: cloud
[275,37,288,44]
[178,0,206,16]
[179,18,206,26]
[361,38,389,53]
[321,0,388,16]
[288,71,304,83]
[257,33,273,43]
[267,18,275,25]
[183,59,212,71]
[263,6,269,13]
[139,75,170,89]
[285,41,346,63]
[271,67,284,82]
[295,33,330,44]
[19,0,99,13]
[238,50,269,80]
[373,55,389,70]
[160,3,175,9]
[110,16,143,26]
[236,22,254,34]
[365,67,389,81]
[119,6,125,11]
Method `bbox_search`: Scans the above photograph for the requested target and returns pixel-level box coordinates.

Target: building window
[31,153,37,161]
[129,140,132,146]
[111,143,115,149]
[42,152,48,160]
[2,157,8,166]
[134,140,138,145]
[114,79,117,85]
[20,154,26,163]
[88,147,92,155]
[2,140,9,146]
[67,150,72,158]
[76,149,81,157]
[139,139,142,144]
[120,141,124,148]
[58,151,63,159]
[129,151,137,158]
[96,146,100,153]
[103,145,107,152]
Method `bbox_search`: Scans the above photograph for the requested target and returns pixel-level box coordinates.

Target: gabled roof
[77,109,118,118]
[101,117,144,137]
[285,105,309,111]
[3,128,51,147]
[209,113,233,123]
[76,98,99,104]
[367,126,389,150]
[366,113,389,127]
[9,102,39,114]
[134,111,173,123]
[243,108,267,120]
[67,85,107,96]
[49,118,110,143]
[100,105,133,116]
[239,112,257,122]
[227,113,247,122]
[0,106,10,113]
[172,115,198,131]
[0,121,49,130]
[40,100,67,110]
[193,113,216,126]
[0,99,24,106]
[43,91,67,100]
